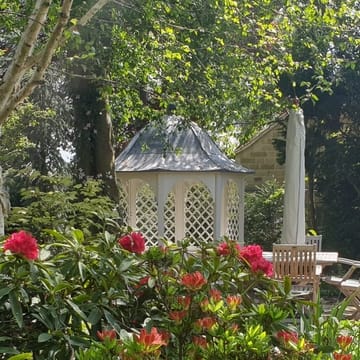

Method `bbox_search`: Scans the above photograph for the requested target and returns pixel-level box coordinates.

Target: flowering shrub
[3,230,39,260]
[0,230,360,359]
[118,232,146,254]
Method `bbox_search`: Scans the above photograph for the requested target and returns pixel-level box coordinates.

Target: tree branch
[0,0,113,125]
[0,0,50,116]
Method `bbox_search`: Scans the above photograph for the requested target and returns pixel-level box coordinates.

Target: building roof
[115,115,253,173]
[235,122,281,154]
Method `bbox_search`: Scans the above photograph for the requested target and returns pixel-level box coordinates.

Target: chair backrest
[305,235,322,251]
[272,244,317,283]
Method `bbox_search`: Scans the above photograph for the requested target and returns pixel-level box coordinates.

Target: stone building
[235,123,285,190]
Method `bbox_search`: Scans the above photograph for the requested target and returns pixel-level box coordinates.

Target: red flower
[337,335,353,349]
[181,271,207,291]
[239,244,263,261]
[3,231,39,260]
[277,330,298,345]
[177,295,191,310]
[239,244,273,276]
[226,295,242,310]
[216,241,241,256]
[200,298,209,312]
[195,316,216,330]
[97,329,117,341]
[169,310,187,323]
[333,353,352,360]
[209,288,222,302]
[118,232,145,254]
[192,336,208,348]
[135,327,167,353]
[250,257,274,277]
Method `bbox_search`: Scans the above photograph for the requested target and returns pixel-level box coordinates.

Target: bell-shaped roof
[115,115,253,173]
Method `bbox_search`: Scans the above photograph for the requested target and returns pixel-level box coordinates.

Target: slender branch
[0,0,114,125]
[8,0,74,109]
[0,0,50,112]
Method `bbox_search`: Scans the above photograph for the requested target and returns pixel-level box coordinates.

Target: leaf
[65,299,88,322]
[0,287,11,300]
[0,347,19,355]
[7,353,33,360]
[9,290,23,328]
[103,309,122,334]
[38,333,52,343]
[68,335,91,347]
[72,228,84,244]
[87,307,102,325]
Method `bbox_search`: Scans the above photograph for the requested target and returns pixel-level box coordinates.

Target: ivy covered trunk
[70,76,119,203]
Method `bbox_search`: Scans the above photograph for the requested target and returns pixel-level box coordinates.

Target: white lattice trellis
[118,184,129,225]
[185,183,214,246]
[226,181,241,241]
[135,183,158,246]
[164,191,176,242]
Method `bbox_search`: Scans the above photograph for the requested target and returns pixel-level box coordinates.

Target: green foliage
[5,175,121,242]
[244,180,284,250]
[0,229,359,358]
[0,102,70,175]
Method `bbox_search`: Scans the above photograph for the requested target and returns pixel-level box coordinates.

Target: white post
[127,179,139,229]
[237,179,245,244]
[174,182,186,242]
[214,175,226,240]
[156,178,166,243]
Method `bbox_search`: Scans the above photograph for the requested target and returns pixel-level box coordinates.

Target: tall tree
[0,0,112,125]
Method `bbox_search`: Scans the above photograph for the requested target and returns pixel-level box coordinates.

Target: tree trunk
[307,171,316,230]
[71,77,119,202]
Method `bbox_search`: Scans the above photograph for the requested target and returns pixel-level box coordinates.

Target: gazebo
[115,114,253,246]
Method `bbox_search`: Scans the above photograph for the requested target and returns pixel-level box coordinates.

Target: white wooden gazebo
[115,115,253,246]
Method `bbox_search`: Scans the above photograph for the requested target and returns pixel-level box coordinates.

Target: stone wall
[235,123,285,190]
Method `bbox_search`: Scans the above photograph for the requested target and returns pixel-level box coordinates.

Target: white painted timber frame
[117,171,245,246]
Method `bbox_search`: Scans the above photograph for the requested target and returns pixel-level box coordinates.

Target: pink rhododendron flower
[3,230,39,260]
[118,232,145,254]
[239,244,273,276]
[239,244,263,261]
[216,241,241,256]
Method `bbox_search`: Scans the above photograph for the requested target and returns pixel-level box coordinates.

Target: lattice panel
[185,183,214,246]
[135,183,158,246]
[226,181,241,242]
[118,183,129,225]
[164,192,176,243]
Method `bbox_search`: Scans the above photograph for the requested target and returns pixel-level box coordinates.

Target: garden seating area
[322,257,360,320]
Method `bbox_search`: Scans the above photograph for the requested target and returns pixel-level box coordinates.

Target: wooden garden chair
[305,235,323,251]
[322,257,360,319]
[272,244,320,302]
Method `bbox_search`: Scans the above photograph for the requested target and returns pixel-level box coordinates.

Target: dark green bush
[244,179,284,250]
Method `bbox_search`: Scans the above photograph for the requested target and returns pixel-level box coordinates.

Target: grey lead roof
[115,115,254,174]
